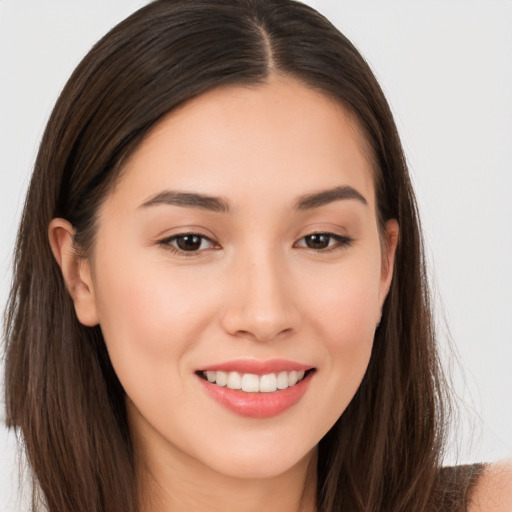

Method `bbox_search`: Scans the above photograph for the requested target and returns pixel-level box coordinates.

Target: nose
[220,249,300,342]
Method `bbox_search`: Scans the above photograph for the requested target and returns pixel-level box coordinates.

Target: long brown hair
[4,1,449,510]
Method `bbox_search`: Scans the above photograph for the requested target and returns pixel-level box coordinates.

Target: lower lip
[197,372,313,418]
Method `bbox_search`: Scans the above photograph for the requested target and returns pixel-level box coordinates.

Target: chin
[197,441,316,481]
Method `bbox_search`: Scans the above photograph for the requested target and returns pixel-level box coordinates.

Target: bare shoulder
[468,460,512,512]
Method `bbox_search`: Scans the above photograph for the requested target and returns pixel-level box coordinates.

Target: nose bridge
[221,243,298,341]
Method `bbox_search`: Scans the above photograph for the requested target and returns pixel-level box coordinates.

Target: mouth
[195,362,316,418]
[196,369,314,393]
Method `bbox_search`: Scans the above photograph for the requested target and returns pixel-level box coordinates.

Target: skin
[469,462,512,512]
[50,75,400,511]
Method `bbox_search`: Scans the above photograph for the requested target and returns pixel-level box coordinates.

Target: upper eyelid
[155,224,216,240]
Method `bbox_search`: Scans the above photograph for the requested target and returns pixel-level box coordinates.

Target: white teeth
[202,369,308,392]
[259,373,277,393]
[242,373,260,392]
[277,371,289,389]
[227,371,242,390]
[215,371,228,387]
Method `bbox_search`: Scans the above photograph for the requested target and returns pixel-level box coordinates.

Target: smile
[199,369,308,392]
[196,361,315,418]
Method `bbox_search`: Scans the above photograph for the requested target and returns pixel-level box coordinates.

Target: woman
[3,1,511,511]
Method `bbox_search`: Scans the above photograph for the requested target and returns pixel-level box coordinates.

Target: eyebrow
[139,185,367,213]
[140,190,230,213]
[295,185,367,210]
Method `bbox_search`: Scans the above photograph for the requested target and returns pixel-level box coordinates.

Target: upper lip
[197,358,314,375]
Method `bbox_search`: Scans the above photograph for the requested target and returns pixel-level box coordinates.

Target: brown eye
[175,235,203,251]
[304,233,332,249]
[295,233,353,251]
[159,233,216,254]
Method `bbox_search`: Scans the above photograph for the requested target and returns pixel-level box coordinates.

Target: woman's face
[73,76,397,480]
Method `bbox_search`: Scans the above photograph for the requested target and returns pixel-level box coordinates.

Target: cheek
[319,274,377,377]
[92,261,224,437]
[299,255,381,420]
[92,256,217,378]
[305,254,382,342]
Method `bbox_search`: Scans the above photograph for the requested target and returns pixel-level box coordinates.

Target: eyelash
[158,233,218,256]
[158,232,353,256]
[294,232,353,252]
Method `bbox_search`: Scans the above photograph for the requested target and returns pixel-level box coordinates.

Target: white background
[1,1,511,510]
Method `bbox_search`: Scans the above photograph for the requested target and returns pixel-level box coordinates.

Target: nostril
[231,326,295,343]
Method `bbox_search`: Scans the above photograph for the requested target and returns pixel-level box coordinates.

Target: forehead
[114,75,376,211]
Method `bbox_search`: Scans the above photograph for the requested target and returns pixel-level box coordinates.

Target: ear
[378,219,399,308]
[48,218,99,326]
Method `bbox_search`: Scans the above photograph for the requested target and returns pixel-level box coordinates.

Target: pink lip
[198,358,313,375]
[196,362,315,419]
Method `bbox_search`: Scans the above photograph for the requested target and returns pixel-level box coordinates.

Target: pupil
[306,234,329,249]
[177,235,201,251]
